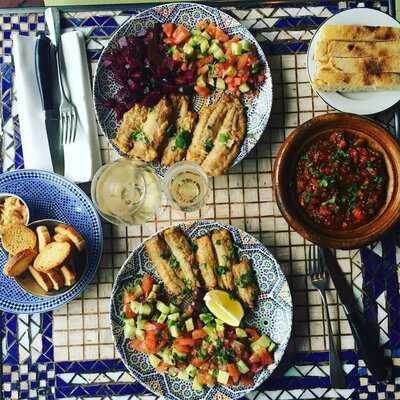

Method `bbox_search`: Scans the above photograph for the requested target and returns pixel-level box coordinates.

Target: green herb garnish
[321,196,336,206]
[169,255,180,270]
[236,271,255,288]
[215,239,222,245]
[218,133,229,145]
[197,348,207,360]
[204,138,214,153]
[175,130,191,150]
[131,131,147,143]
[303,191,312,203]
[161,250,171,260]
[300,154,309,161]
[251,63,259,74]
[166,126,176,138]
[216,265,229,276]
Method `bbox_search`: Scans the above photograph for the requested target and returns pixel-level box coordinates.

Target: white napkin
[13,32,102,183]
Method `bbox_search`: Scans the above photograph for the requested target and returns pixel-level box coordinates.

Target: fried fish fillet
[202,97,246,176]
[232,259,258,308]
[113,104,149,153]
[211,229,235,291]
[195,235,218,290]
[163,227,197,290]
[144,235,184,296]
[315,40,400,62]
[161,95,197,166]
[129,97,172,161]
[319,24,400,42]
[186,94,230,164]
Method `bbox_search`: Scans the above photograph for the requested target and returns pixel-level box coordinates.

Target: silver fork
[45,7,77,144]
[306,245,347,388]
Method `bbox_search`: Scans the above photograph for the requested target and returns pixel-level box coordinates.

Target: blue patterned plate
[94,2,273,177]
[0,170,103,314]
[110,221,292,400]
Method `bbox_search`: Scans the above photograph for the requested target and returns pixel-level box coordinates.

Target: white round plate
[307,8,400,115]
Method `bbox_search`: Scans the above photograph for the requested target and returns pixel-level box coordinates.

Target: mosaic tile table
[1,1,400,399]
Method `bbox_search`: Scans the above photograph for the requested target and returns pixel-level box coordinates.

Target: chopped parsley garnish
[300,154,309,161]
[251,63,259,74]
[236,270,255,288]
[133,277,142,286]
[303,191,312,203]
[197,348,207,360]
[215,347,235,365]
[167,319,177,327]
[175,130,191,150]
[166,45,176,56]
[373,175,384,185]
[169,255,180,270]
[333,149,349,161]
[200,313,215,326]
[216,265,229,276]
[319,178,329,188]
[204,138,214,153]
[166,126,176,138]
[215,239,222,245]
[161,250,171,260]
[131,131,147,143]
[321,196,336,206]
[229,245,239,260]
[218,133,229,145]
[208,63,216,76]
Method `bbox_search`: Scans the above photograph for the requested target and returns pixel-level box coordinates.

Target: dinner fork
[45,7,77,144]
[306,245,347,388]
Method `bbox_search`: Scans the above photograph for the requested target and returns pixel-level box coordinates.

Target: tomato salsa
[295,131,387,230]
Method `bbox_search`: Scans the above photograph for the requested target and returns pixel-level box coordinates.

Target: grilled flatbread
[319,24,400,42]
[315,40,400,62]
[320,57,400,74]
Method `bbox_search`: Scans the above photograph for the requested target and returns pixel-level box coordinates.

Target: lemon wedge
[204,290,244,327]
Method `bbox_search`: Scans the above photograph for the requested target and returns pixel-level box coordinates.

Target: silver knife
[34,34,64,175]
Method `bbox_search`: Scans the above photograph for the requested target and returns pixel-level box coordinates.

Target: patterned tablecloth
[1,1,400,399]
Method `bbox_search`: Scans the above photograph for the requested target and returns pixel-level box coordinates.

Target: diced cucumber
[201,31,212,40]
[240,39,252,52]
[215,321,224,334]
[191,28,202,36]
[156,301,170,315]
[231,42,242,56]
[185,364,198,379]
[211,368,218,378]
[172,348,187,361]
[211,39,220,45]
[208,42,221,55]
[192,376,204,391]
[239,83,251,93]
[157,313,168,324]
[136,318,147,330]
[148,354,161,368]
[123,319,136,339]
[168,312,180,321]
[130,301,152,315]
[132,284,143,298]
[196,75,207,88]
[268,342,276,353]
[185,318,195,332]
[169,304,179,313]
[135,328,145,340]
[203,326,217,339]
[177,369,190,381]
[236,360,250,374]
[146,284,159,302]
[213,48,226,61]
[235,328,247,338]
[160,349,174,365]
[169,325,181,338]
[208,77,216,87]
[216,78,226,90]
[217,370,230,385]
[200,39,210,53]
[251,334,272,352]
[168,366,179,377]
[226,66,236,77]
[183,42,195,56]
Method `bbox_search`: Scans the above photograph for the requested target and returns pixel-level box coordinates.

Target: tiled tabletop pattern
[1,1,400,399]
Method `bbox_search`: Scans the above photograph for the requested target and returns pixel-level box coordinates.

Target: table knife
[35,34,64,175]
[321,247,388,381]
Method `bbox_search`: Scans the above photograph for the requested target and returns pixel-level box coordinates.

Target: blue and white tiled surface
[1,1,400,399]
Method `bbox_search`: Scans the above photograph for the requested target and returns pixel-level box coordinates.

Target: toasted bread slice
[46,268,65,291]
[28,265,53,292]
[54,224,85,252]
[4,248,37,277]
[60,264,77,286]
[52,233,74,246]
[33,242,72,272]
[2,224,37,255]
[36,226,51,252]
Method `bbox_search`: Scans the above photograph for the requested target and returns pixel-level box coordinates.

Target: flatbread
[312,66,400,92]
[318,57,400,74]
[319,24,400,42]
[315,40,400,62]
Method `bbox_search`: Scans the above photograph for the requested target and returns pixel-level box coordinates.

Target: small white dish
[307,8,400,115]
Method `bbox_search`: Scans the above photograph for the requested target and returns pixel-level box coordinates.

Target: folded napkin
[13,32,102,183]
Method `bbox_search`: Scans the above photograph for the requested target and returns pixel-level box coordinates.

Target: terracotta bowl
[273,113,400,249]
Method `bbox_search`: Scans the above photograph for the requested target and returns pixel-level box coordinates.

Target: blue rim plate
[0,170,103,314]
[94,2,273,177]
[110,220,292,400]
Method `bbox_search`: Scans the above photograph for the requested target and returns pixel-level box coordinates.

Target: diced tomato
[197,20,208,30]
[227,363,241,384]
[240,374,254,386]
[198,64,209,75]
[123,303,135,319]
[141,274,154,299]
[245,328,260,341]
[123,290,136,305]
[174,337,196,347]
[172,25,191,45]
[155,361,170,373]
[174,344,191,354]
[237,54,250,70]
[194,85,210,96]
[197,371,215,386]
[196,55,213,68]
[145,331,158,353]
[162,23,175,38]
[163,37,176,45]
[205,23,216,37]
[184,304,195,317]
[172,50,184,62]
[231,341,245,357]
[250,348,273,367]
[192,328,207,340]
[251,363,263,374]
[234,77,242,86]
[353,207,364,222]
[144,322,166,333]
[225,76,234,84]
[191,357,205,368]
[130,338,146,352]
[215,27,229,42]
